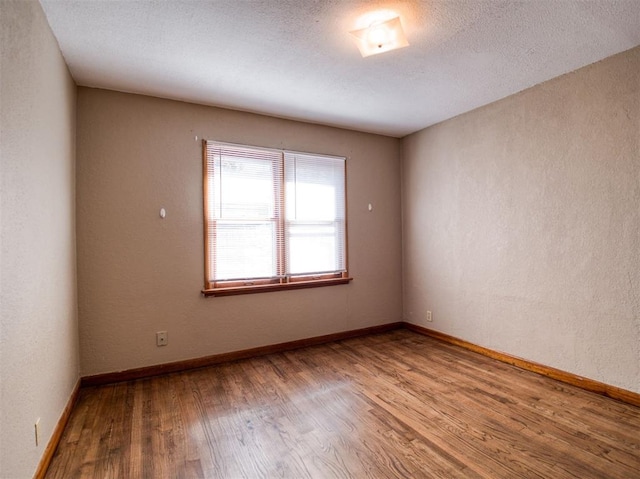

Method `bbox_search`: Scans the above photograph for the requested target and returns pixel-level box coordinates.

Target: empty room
[1,0,640,477]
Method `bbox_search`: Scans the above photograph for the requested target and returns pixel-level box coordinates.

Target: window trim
[201,140,352,297]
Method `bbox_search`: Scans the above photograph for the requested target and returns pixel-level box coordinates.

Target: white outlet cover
[156,331,168,346]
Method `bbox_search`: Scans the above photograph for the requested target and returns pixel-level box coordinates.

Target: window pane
[286,222,343,275]
[205,142,283,282]
[285,154,345,222]
[214,221,277,281]
[284,152,346,276]
[213,155,279,219]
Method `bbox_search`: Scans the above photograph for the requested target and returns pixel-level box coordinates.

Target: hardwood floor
[46,330,640,478]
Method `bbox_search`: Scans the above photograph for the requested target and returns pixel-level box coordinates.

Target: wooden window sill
[202,277,353,297]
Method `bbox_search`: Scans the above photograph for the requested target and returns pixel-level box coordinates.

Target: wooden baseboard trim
[404,323,640,408]
[82,322,404,387]
[33,378,81,479]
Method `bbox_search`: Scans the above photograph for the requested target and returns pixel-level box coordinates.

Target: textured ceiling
[39,0,640,138]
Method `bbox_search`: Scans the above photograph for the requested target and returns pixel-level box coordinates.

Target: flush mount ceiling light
[350,15,409,57]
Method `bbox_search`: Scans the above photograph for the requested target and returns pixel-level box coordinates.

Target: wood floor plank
[45,330,640,478]
[325,340,549,477]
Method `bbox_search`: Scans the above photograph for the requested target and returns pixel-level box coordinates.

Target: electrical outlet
[35,418,40,446]
[426,311,432,322]
[156,331,168,346]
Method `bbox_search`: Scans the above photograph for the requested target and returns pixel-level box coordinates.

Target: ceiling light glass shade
[350,16,409,57]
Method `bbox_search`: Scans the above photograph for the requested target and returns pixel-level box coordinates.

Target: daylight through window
[202,141,350,296]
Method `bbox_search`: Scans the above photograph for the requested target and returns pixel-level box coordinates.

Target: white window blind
[203,141,347,291]
[205,142,283,282]
[284,152,346,276]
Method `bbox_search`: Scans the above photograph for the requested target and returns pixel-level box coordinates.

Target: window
[202,141,351,296]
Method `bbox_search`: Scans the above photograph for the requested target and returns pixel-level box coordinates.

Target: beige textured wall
[0,0,79,477]
[402,46,640,393]
[76,88,402,376]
